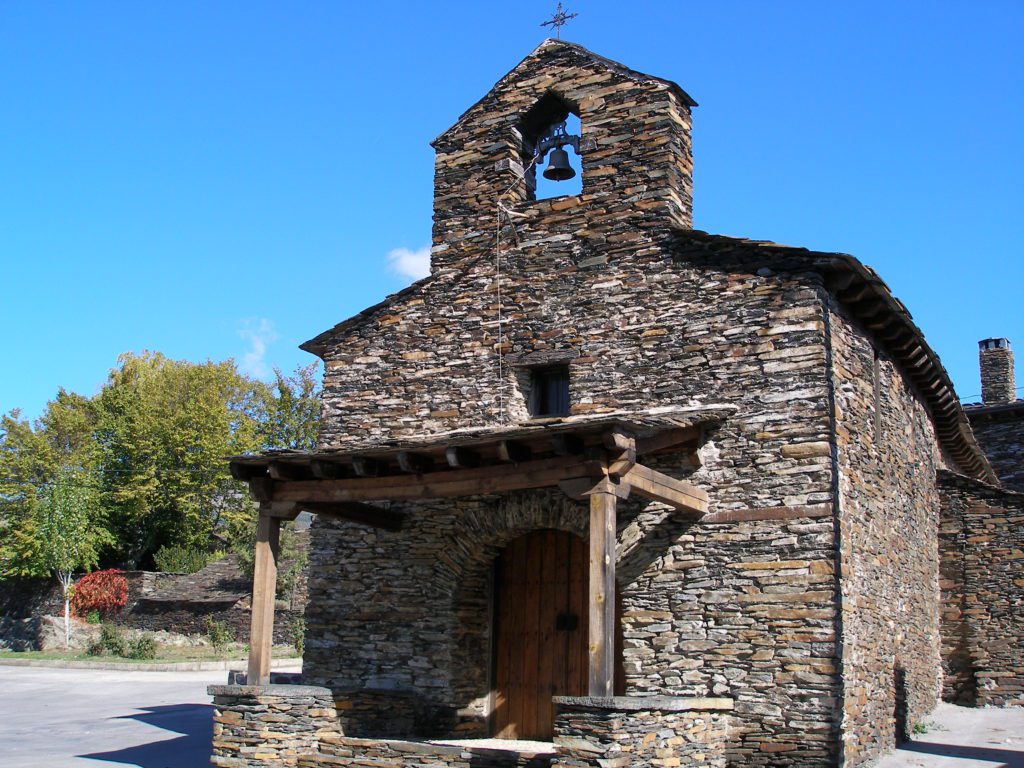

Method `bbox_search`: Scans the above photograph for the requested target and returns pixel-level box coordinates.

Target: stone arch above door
[442,490,587,731]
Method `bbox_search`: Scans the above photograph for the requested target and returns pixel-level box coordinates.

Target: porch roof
[227,406,732,531]
[229,405,734,484]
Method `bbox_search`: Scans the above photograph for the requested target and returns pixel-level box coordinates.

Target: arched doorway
[491,529,622,740]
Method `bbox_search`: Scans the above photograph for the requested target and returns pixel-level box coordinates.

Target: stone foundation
[208,684,341,767]
[211,689,731,768]
[304,738,554,767]
[552,696,732,768]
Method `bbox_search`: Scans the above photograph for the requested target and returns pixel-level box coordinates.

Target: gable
[431,39,696,151]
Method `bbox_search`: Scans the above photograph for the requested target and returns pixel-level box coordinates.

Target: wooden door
[492,529,588,740]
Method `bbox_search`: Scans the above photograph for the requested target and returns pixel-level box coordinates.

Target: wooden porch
[229,411,725,700]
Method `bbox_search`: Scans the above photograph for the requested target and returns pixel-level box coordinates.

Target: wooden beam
[634,426,700,456]
[829,270,858,292]
[558,475,631,502]
[310,459,345,480]
[248,477,276,502]
[497,440,532,463]
[300,501,405,531]
[230,461,267,482]
[445,446,481,468]
[397,451,433,474]
[588,483,617,697]
[268,461,306,481]
[624,464,708,516]
[551,433,585,456]
[271,455,594,503]
[247,508,281,686]
[352,456,384,477]
[604,430,637,480]
[602,427,635,453]
[263,502,300,520]
[702,503,832,524]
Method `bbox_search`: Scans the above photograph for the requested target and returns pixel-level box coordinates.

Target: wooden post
[587,485,617,697]
[247,506,281,686]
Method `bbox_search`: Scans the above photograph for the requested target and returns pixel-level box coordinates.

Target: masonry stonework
[965,406,1024,492]
[979,339,1015,405]
[826,303,947,765]
[209,685,341,768]
[552,697,732,768]
[221,38,1014,768]
[938,472,1024,707]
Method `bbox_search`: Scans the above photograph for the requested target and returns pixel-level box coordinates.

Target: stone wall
[966,407,1024,492]
[978,340,1015,405]
[306,739,554,768]
[427,39,694,281]
[208,684,341,767]
[304,46,847,764]
[281,697,731,768]
[826,301,946,766]
[0,570,174,621]
[938,471,1024,707]
[122,600,303,646]
[304,195,846,766]
[552,696,731,768]
[304,489,842,766]
[292,35,996,768]
[938,491,975,705]
[644,503,839,766]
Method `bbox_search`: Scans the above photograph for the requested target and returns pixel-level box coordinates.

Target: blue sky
[1,1,1021,420]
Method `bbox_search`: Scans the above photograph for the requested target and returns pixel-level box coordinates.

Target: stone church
[210,40,1024,768]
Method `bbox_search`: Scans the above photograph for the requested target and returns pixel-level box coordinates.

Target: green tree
[0,411,51,573]
[22,469,110,647]
[257,364,321,452]
[1,353,321,575]
[95,352,266,566]
[0,393,100,577]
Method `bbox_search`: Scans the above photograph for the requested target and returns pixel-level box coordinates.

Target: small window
[529,366,570,418]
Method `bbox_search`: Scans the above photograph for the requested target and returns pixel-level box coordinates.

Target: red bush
[72,569,128,618]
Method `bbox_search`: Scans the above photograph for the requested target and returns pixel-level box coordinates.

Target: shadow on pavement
[79,703,214,767]
[901,738,1024,767]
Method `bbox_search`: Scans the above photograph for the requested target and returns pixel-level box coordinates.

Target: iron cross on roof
[541,2,578,39]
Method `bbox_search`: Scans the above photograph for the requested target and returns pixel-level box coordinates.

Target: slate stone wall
[966,408,1024,492]
[297,36,976,768]
[938,491,976,706]
[552,696,731,768]
[428,39,694,280]
[122,601,302,646]
[208,684,341,767]
[306,739,554,768]
[304,489,842,765]
[827,302,946,766]
[303,40,849,767]
[293,697,731,768]
[938,472,1024,707]
[979,343,1015,405]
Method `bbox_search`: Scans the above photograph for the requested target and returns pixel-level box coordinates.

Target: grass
[0,643,298,664]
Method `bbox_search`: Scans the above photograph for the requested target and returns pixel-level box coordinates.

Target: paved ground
[0,666,224,767]
[877,702,1024,768]
[0,667,1021,767]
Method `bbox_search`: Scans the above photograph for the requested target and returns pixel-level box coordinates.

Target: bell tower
[428,40,697,274]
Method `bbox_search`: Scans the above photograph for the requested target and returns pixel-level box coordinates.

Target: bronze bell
[543,147,576,181]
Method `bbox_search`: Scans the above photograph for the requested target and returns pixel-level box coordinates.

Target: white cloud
[386,245,431,281]
[238,317,280,378]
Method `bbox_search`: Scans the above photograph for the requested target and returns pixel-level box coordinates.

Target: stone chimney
[979,338,1016,404]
